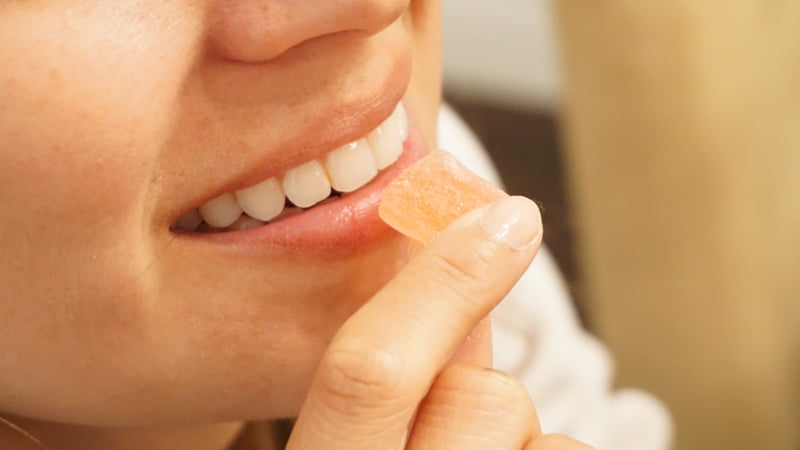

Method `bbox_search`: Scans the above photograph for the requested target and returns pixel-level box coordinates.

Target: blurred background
[441,1,800,450]
[442,0,577,307]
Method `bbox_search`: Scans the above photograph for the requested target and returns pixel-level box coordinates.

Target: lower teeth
[225,215,266,231]
[191,197,341,233]
[180,187,346,234]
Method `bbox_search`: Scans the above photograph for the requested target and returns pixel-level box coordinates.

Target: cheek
[0,3,200,294]
[0,1,203,418]
[0,2,200,227]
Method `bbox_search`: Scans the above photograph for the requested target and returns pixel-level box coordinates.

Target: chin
[132,231,413,424]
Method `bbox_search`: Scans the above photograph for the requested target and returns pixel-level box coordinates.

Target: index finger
[288,196,542,450]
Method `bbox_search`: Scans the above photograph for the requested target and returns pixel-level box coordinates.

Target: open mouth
[173,103,408,233]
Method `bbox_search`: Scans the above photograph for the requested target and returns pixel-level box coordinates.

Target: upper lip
[166,45,411,226]
[227,86,407,193]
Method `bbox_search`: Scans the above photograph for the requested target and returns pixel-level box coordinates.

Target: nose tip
[209,0,408,63]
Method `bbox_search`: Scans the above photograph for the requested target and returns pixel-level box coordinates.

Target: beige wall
[441,0,561,108]
[554,2,800,449]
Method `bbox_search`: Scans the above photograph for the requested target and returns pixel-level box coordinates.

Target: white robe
[438,105,673,450]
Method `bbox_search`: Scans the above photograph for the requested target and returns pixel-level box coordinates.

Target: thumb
[447,316,493,367]
[288,196,542,450]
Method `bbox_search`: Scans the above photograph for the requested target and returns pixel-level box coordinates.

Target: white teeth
[281,160,332,208]
[272,206,303,221]
[175,209,203,231]
[367,105,405,170]
[225,215,266,231]
[183,102,409,232]
[234,177,285,222]
[198,192,243,228]
[395,103,408,140]
[325,139,379,193]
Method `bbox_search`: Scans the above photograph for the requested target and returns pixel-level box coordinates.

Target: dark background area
[445,93,586,324]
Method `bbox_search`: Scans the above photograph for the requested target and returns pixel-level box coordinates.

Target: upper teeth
[179,103,409,231]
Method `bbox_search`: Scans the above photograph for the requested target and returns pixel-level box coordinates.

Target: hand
[287,196,594,449]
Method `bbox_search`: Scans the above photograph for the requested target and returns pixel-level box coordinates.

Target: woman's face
[0,0,440,426]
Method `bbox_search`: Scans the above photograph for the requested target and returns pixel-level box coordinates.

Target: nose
[208,0,408,62]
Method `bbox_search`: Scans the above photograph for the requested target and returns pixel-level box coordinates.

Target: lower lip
[183,108,428,255]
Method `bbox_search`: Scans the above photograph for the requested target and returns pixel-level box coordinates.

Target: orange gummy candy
[379,150,507,244]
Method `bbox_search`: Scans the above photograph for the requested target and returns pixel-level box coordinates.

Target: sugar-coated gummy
[378,150,507,244]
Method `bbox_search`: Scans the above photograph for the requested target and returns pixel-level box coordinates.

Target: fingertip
[480,196,542,250]
[442,196,542,251]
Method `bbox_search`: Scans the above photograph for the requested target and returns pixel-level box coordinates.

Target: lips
[174,102,409,233]
[172,100,428,253]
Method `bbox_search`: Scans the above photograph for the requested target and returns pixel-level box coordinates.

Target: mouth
[171,101,427,252]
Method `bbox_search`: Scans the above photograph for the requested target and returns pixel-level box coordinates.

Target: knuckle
[426,240,499,301]
[316,343,408,417]
[434,365,533,417]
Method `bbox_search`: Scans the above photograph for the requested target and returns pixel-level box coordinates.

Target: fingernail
[480,196,541,250]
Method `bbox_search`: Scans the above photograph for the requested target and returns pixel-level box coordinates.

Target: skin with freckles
[0,0,436,442]
[0,2,592,450]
